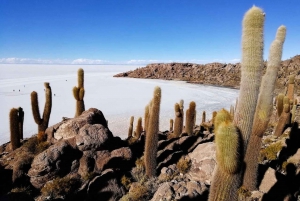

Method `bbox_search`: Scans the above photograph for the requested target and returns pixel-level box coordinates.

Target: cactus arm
[31,91,42,125]
[42,83,52,127]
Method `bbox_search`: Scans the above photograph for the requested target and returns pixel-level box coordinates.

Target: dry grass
[176,156,192,174]
[259,141,283,162]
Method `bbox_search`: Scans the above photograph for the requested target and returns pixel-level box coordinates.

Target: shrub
[176,156,192,174]
[41,176,81,199]
[259,141,283,162]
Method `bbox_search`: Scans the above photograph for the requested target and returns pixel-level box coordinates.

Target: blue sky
[0,0,299,65]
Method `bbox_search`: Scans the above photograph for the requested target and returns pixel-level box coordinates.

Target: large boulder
[187,142,216,185]
[54,108,109,140]
[75,124,113,151]
[28,141,82,189]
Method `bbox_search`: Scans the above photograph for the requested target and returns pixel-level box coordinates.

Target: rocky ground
[0,104,299,201]
[114,55,300,95]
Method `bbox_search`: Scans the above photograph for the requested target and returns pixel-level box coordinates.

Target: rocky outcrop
[114,55,300,93]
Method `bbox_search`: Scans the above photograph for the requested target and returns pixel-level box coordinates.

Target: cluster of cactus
[73,68,85,117]
[9,107,24,150]
[31,82,52,133]
[144,86,161,177]
[209,6,287,199]
[173,102,184,137]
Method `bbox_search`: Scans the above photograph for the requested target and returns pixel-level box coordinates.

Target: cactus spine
[144,86,161,177]
[128,116,134,138]
[9,108,22,150]
[31,82,52,133]
[73,68,85,117]
[243,25,286,190]
[185,101,196,135]
[173,103,183,137]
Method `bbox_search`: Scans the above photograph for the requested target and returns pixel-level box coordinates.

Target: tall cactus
[135,117,142,139]
[18,107,24,140]
[209,110,241,201]
[9,108,21,150]
[173,103,183,137]
[31,82,52,133]
[128,116,134,138]
[179,99,184,133]
[287,75,295,101]
[73,68,85,117]
[144,105,149,133]
[243,25,286,190]
[185,101,196,135]
[234,6,265,155]
[144,86,161,177]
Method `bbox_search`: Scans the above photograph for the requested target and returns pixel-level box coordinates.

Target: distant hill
[114,55,300,94]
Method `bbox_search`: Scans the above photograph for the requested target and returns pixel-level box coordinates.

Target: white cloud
[71,58,109,65]
[0,58,69,64]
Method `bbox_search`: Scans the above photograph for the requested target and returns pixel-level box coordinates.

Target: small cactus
[31,82,52,133]
[18,107,24,140]
[9,108,21,150]
[128,116,134,138]
[73,68,85,117]
[287,75,295,101]
[135,117,143,139]
[169,119,173,131]
[276,93,284,117]
[173,103,183,137]
[202,111,206,124]
[274,104,291,137]
[185,101,196,135]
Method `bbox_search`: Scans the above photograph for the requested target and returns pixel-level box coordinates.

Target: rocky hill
[114,55,300,94]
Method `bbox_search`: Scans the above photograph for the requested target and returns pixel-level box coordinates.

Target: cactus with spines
[202,111,206,124]
[173,103,183,137]
[169,119,173,131]
[243,25,286,190]
[73,68,85,117]
[31,82,52,133]
[291,105,296,123]
[9,108,21,150]
[144,105,149,133]
[18,107,24,140]
[274,104,291,137]
[230,105,234,118]
[211,111,217,125]
[128,116,134,138]
[144,86,161,177]
[185,101,196,135]
[135,117,142,139]
[276,93,284,117]
[179,100,184,133]
[287,75,295,101]
[214,109,232,132]
[209,110,241,201]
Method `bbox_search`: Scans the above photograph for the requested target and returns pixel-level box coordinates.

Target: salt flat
[0,64,239,144]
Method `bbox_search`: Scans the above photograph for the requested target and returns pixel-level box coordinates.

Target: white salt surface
[0,64,239,144]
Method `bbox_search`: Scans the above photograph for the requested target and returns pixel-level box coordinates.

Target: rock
[187,142,216,185]
[54,108,109,140]
[78,151,95,177]
[28,141,81,189]
[94,147,132,172]
[75,124,113,151]
[259,167,277,193]
[87,169,126,201]
[150,180,208,201]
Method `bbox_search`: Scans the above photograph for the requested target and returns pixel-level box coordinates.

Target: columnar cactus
[169,119,173,131]
[31,82,52,133]
[202,111,206,124]
[243,25,286,190]
[209,109,241,201]
[173,103,183,137]
[135,117,142,139]
[144,86,161,177]
[144,105,149,133]
[9,108,21,150]
[274,104,291,137]
[128,116,134,138]
[276,93,284,117]
[230,105,234,118]
[233,6,265,154]
[18,107,24,140]
[185,101,196,135]
[73,68,85,117]
[179,99,184,133]
[287,75,295,101]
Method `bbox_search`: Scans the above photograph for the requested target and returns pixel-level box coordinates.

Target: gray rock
[187,142,216,185]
